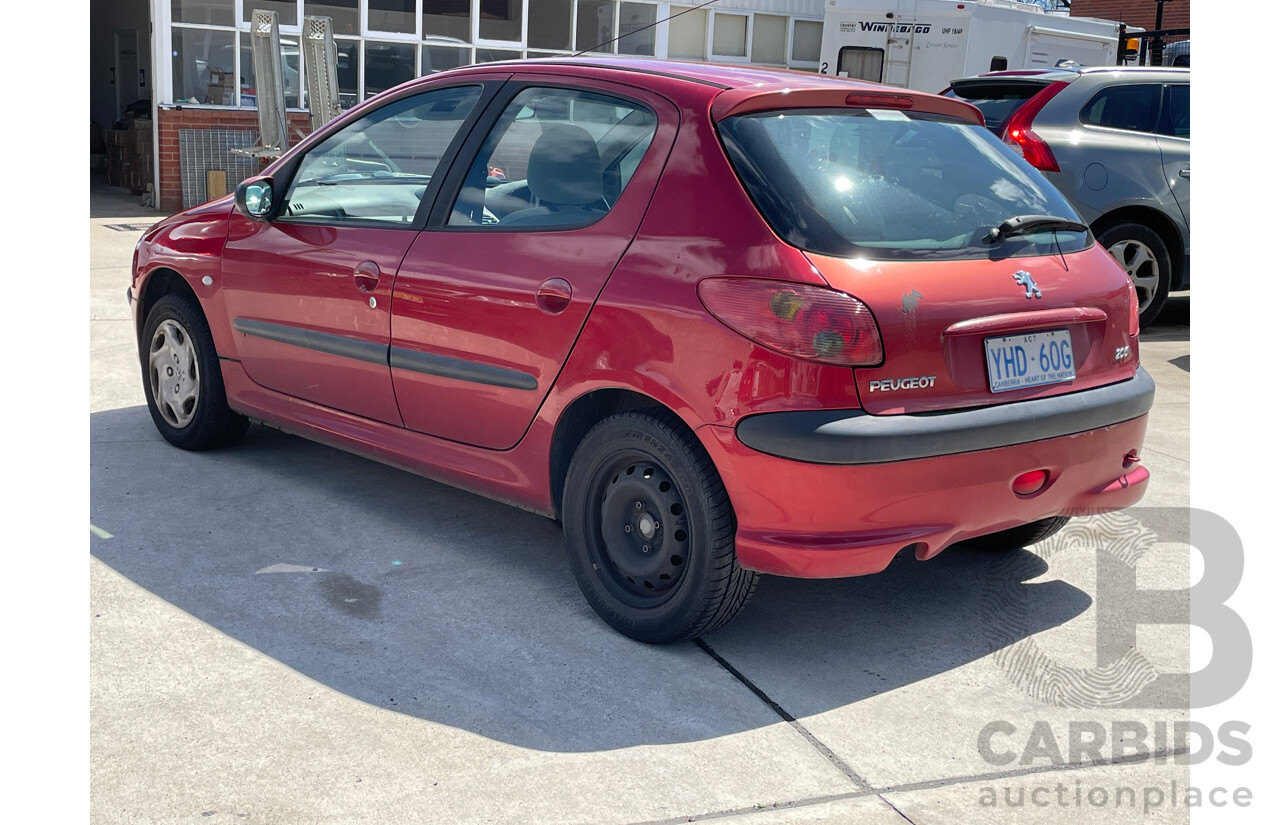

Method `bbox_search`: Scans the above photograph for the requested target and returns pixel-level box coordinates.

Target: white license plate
[985,329,1075,393]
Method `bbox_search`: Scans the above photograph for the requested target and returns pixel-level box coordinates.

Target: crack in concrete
[626,745,1190,824]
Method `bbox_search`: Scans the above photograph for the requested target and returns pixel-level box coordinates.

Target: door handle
[1179,167,1190,179]
[353,261,380,293]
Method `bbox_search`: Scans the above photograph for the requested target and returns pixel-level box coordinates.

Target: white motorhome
[819,0,1122,92]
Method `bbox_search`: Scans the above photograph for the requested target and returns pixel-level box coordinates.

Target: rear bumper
[736,367,1154,464]
[698,376,1152,578]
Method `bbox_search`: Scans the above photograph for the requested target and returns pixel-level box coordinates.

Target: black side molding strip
[233,318,388,366]
[390,346,538,391]
[736,367,1156,465]
[233,317,539,391]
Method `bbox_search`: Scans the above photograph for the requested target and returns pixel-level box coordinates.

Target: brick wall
[156,108,313,212]
[1070,0,1190,33]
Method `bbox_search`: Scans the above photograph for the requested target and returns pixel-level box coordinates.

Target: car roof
[442,56,889,93]
[961,65,1189,84]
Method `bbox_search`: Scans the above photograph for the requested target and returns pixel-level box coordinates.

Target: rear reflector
[698,278,884,367]
[1011,470,1050,496]
[1125,278,1140,336]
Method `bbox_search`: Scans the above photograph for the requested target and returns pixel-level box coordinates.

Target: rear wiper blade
[983,214,1088,243]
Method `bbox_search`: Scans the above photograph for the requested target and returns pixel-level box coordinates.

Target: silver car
[944,67,1190,328]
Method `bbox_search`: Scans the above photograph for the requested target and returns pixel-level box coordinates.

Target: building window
[479,0,523,43]
[668,7,708,60]
[423,45,470,74]
[712,13,748,59]
[750,14,787,65]
[172,28,236,105]
[424,0,472,42]
[369,1,418,35]
[529,0,573,51]
[242,1,298,26]
[307,1,359,37]
[173,0,234,27]
[239,31,301,109]
[618,3,656,55]
[791,20,823,65]
[577,0,616,53]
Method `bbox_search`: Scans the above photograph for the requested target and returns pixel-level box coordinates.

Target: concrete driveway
[90,187,1192,824]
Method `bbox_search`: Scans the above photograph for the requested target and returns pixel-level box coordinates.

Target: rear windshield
[718,108,1090,261]
[943,81,1048,134]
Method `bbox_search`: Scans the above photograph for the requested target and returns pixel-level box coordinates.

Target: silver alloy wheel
[148,318,200,429]
[1106,238,1160,314]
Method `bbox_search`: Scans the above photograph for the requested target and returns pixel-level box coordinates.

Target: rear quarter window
[1080,84,1162,133]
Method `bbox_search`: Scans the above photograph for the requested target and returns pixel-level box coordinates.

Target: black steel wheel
[140,293,249,451]
[562,410,758,643]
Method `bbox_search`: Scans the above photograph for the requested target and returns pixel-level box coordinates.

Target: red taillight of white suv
[698,278,884,367]
[1001,81,1070,172]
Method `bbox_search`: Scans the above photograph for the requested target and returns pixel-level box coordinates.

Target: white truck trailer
[818,0,1122,92]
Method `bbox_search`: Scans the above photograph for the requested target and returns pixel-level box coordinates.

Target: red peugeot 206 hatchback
[131,58,1153,643]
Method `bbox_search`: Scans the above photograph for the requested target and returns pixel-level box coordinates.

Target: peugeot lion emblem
[1013,270,1042,299]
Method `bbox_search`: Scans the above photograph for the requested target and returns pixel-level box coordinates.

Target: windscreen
[718,108,1090,261]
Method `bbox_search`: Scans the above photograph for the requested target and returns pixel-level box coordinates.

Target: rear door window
[1080,84,1161,133]
[718,108,1089,261]
[446,86,658,230]
[1157,83,1189,138]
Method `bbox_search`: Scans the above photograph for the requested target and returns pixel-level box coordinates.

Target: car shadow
[91,405,1091,753]
[1141,294,1190,343]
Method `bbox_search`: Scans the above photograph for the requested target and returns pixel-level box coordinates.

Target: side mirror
[235,177,275,221]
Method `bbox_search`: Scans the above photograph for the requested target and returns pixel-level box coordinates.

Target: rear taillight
[1125,278,1140,337]
[698,278,883,367]
[1001,81,1069,172]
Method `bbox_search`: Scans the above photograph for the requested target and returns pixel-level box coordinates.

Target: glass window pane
[173,0,234,27]
[172,28,236,105]
[422,46,471,74]
[335,39,359,108]
[306,2,360,37]
[668,8,707,60]
[448,86,658,229]
[576,0,615,53]
[239,31,301,109]
[618,3,656,55]
[1159,84,1189,138]
[751,14,787,64]
[792,20,822,63]
[479,0,522,43]
[284,85,483,225]
[712,14,747,57]
[475,48,523,63]
[424,0,472,43]
[529,0,573,51]
[241,1,297,26]
[365,42,418,98]
[1081,84,1161,133]
[369,0,416,34]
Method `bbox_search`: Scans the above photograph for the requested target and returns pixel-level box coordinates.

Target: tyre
[141,293,249,451]
[1095,221,1171,330]
[963,516,1071,552]
[561,410,758,643]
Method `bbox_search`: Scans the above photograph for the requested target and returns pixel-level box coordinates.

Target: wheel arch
[1091,206,1185,289]
[548,388,697,520]
[136,268,201,353]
